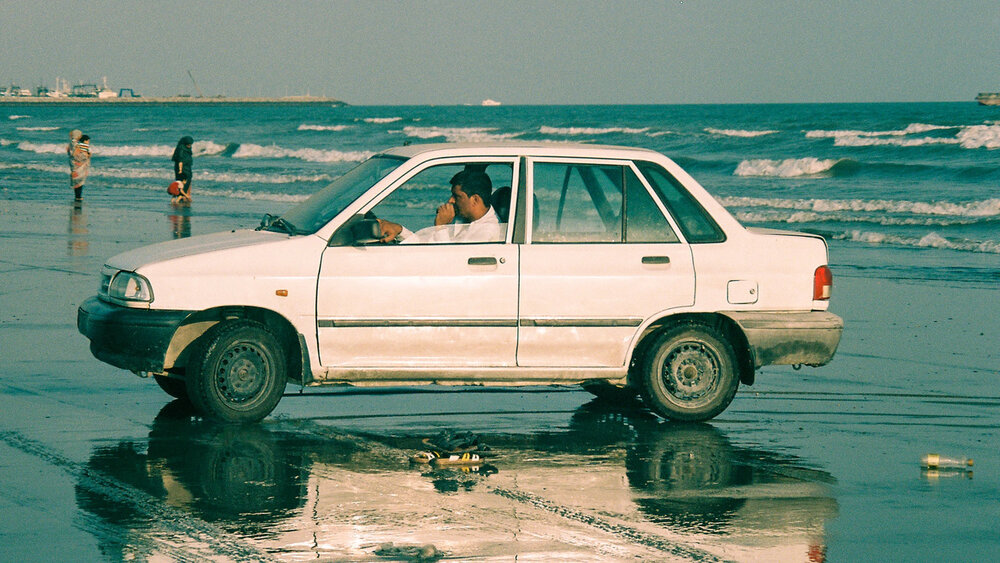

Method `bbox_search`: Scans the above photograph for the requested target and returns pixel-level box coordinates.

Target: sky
[2,0,998,105]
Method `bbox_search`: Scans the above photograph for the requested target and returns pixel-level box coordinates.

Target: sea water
[2,102,998,284]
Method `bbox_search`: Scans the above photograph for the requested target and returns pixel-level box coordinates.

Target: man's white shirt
[400,207,503,244]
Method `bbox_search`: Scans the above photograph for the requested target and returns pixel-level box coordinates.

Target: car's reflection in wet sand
[77,400,837,561]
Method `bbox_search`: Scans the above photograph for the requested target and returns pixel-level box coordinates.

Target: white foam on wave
[806,123,955,139]
[16,126,60,132]
[956,124,1000,149]
[705,127,778,138]
[719,196,1000,218]
[734,158,840,177]
[7,115,30,120]
[401,126,520,142]
[836,230,1000,254]
[233,143,373,163]
[363,117,403,124]
[734,209,984,227]
[0,161,331,185]
[14,139,230,157]
[298,124,352,132]
[806,122,1000,149]
[539,126,650,136]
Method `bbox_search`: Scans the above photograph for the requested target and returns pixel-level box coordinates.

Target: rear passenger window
[532,163,622,243]
[637,162,725,243]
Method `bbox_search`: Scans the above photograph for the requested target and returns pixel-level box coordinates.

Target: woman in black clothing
[171,136,194,202]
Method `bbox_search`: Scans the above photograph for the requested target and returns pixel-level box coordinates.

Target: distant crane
[187,70,204,97]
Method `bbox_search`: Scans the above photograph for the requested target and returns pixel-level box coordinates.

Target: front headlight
[108,272,154,302]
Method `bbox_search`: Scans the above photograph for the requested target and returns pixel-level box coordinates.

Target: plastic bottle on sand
[921,454,973,469]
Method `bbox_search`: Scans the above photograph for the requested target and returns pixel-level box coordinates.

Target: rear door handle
[642,256,671,265]
[468,256,498,266]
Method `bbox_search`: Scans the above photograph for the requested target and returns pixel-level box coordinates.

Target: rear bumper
[723,311,843,368]
[77,296,192,373]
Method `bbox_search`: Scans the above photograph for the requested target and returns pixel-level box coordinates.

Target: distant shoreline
[0,96,347,105]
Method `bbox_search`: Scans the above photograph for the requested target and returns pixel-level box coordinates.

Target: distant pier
[0,96,347,105]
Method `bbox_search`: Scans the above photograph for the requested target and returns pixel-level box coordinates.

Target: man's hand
[435,202,456,226]
[377,218,403,242]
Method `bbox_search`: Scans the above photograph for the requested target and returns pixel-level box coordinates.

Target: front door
[316,159,518,369]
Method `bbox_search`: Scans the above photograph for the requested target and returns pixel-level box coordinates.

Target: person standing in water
[68,131,91,201]
[171,136,194,202]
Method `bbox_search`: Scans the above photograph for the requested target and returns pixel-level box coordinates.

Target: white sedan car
[78,143,843,422]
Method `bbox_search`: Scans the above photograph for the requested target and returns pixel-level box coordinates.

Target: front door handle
[468,256,498,266]
[642,256,671,265]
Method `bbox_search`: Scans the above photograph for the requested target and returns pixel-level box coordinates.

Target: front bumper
[723,311,844,368]
[77,296,192,373]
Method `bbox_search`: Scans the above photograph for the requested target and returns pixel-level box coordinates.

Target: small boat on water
[481,98,501,107]
[975,92,1000,106]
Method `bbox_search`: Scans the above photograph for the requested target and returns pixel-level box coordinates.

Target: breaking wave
[806,123,1000,149]
[16,126,60,131]
[363,117,403,124]
[0,161,331,184]
[719,196,1000,218]
[539,126,650,136]
[834,230,1000,254]
[12,139,229,157]
[734,158,844,177]
[7,114,30,120]
[232,143,373,162]
[705,128,778,137]
[297,124,352,132]
[402,126,520,142]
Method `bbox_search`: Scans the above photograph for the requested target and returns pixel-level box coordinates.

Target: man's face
[449,184,477,221]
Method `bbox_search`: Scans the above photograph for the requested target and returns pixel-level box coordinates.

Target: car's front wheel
[639,323,739,422]
[186,320,287,423]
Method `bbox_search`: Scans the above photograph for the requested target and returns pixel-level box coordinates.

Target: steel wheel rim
[661,341,720,403]
[215,341,271,405]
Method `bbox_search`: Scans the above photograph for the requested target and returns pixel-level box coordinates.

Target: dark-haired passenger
[377,170,502,244]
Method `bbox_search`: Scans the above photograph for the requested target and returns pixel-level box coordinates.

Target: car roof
[379,142,665,160]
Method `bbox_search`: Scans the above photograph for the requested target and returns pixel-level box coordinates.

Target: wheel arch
[164,306,309,385]
[629,312,756,387]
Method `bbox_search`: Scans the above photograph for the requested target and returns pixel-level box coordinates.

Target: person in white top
[377,169,503,244]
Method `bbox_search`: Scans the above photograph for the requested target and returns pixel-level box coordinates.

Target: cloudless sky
[2,0,998,104]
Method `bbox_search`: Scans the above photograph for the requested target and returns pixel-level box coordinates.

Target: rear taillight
[814,265,833,300]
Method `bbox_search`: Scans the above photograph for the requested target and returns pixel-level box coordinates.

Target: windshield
[272,155,405,234]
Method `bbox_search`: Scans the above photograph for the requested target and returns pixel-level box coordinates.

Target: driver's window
[370,162,513,244]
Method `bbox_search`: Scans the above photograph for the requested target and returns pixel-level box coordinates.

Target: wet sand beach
[1,197,997,561]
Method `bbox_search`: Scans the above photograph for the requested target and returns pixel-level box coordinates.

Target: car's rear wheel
[186,320,287,423]
[639,323,739,422]
[154,374,188,400]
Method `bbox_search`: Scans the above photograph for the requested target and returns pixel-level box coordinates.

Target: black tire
[153,374,189,400]
[639,323,739,422]
[186,320,287,423]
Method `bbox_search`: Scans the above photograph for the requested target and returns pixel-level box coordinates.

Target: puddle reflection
[67,200,89,257]
[168,202,192,239]
[77,400,837,560]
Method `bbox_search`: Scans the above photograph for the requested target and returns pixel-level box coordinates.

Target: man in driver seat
[377,169,502,244]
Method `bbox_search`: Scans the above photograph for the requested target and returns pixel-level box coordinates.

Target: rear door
[516,158,695,367]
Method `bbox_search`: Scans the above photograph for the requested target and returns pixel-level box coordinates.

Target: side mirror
[328,216,382,246]
[351,218,383,244]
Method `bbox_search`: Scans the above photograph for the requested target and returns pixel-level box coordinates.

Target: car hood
[106,229,290,272]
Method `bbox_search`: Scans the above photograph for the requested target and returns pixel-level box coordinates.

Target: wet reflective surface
[65,399,837,561]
